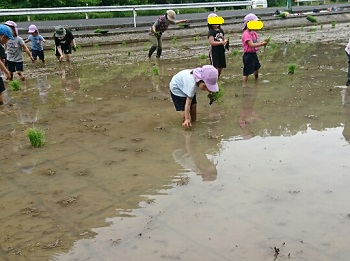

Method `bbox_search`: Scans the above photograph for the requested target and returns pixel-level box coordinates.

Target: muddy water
[1,41,350,261]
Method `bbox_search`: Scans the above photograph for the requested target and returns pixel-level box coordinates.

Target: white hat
[166,10,176,22]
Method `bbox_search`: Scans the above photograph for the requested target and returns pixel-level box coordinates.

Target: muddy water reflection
[0,43,350,261]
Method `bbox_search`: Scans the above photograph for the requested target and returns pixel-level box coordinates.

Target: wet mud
[1,22,350,261]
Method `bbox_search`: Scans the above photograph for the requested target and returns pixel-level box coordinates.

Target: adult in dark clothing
[54,25,76,63]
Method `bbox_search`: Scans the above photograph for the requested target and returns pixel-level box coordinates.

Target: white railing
[0,1,253,27]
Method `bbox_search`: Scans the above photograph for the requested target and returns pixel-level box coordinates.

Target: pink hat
[4,20,18,36]
[193,65,219,92]
[242,13,259,30]
[28,24,38,33]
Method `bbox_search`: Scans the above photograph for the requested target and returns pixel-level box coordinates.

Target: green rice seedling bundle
[288,63,296,74]
[27,127,45,148]
[199,53,207,59]
[208,84,224,105]
[153,66,159,76]
[10,80,21,91]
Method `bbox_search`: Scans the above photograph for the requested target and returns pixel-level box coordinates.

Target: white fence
[0,1,253,27]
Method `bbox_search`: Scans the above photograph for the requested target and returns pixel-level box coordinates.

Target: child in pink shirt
[241,13,267,82]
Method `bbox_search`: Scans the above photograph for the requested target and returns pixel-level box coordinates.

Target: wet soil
[1,15,350,261]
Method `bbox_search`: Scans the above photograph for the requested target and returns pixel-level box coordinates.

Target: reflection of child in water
[239,81,260,139]
[342,88,350,142]
[172,131,218,181]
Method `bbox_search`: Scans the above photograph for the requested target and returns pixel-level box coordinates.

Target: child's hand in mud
[182,119,192,129]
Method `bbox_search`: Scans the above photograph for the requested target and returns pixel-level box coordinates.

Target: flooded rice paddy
[1,40,350,261]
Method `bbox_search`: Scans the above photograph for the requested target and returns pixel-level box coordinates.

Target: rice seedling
[94,28,103,33]
[27,127,45,148]
[10,80,21,91]
[270,42,278,49]
[320,25,323,30]
[288,63,296,74]
[93,43,99,49]
[172,37,177,45]
[231,50,239,56]
[307,15,317,23]
[121,40,126,47]
[127,51,131,56]
[193,35,200,43]
[199,53,207,59]
[208,84,224,105]
[75,44,81,50]
[295,38,301,44]
[153,66,159,76]
[331,21,336,29]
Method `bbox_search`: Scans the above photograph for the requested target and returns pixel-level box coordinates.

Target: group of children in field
[157,11,267,128]
[0,21,76,105]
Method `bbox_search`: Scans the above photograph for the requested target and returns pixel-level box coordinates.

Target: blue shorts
[243,52,261,76]
[170,91,197,111]
[7,61,24,73]
[32,49,45,61]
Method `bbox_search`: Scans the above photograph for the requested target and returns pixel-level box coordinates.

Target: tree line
[0,0,286,8]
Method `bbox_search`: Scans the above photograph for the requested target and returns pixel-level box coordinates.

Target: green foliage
[27,127,45,148]
[193,35,200,43]
[199,53,207,59]
[121,40,126,46]
[153,66,159,76]
[295,38,301,44]
[231,50,239,56]
[270,42,277,49]
[208,84,224,105]
[93,43,99,49]
[331,21,336,29]
[10,80,21,91]
[307,15,317,23]
[172,37,177,45]
[288,63,296,74]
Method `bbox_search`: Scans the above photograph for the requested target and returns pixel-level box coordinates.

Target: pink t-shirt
[242,30,259,53]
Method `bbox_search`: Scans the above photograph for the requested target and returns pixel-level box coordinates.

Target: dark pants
[347,53,350,85]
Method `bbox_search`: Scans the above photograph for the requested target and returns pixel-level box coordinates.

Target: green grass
[288,63,296,74]
[307,15,317,23]
[199,53,207,59]
[10,80,21,91]
[172,37,177,45]
[331,21,336,29]
[27,127,45,148]
[153,66,159,76]
[231,50,239,56]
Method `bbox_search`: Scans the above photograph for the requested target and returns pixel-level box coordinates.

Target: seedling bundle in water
[208,84,224,105]
[27,127,45,147]
[10,80,21,91]
[153,66,159,76]
[288,63,296,74]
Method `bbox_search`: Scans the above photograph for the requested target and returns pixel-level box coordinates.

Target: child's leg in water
[190,104,197,122]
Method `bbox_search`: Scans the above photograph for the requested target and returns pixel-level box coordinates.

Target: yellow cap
[247,20,264,30]
[208,16,225,25]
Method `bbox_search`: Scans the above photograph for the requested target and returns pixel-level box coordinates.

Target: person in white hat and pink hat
[169,65,219,129]
[241,13,267,82]
[25,24,46,63]
[148,10,188,59]
[4,20,34,81]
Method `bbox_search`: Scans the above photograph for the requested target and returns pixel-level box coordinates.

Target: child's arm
[208,35,228,47]
[22,44,34,62]
[175,19,188,24]
[247,39,267,48]
[182,97,192,128]
[0,60,11,80]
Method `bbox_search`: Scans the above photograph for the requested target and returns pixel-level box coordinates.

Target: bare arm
[247,40,267,48]
[182,97,192,128]
[0,60,11,80]
[208,35,228,46]
[175,19,188,24]
[22,44,34,61]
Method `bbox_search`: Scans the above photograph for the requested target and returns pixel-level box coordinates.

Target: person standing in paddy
[207,13,228,78]
[169,65,219,129]
[148,10,188,59]
[4,20,34,81]
[25,24,46,63]
[241,13,267,82]
[0,25,14,105]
